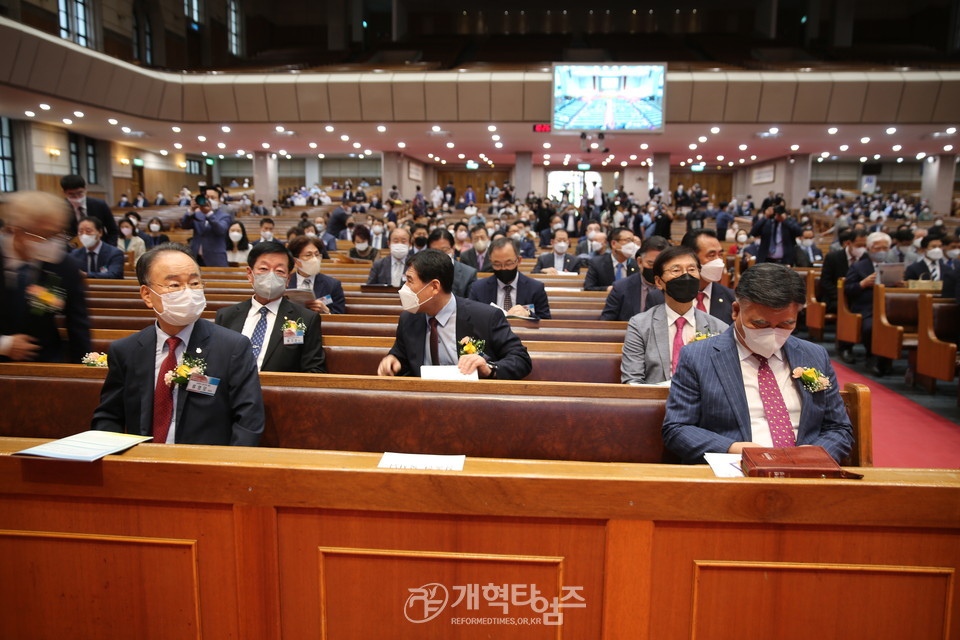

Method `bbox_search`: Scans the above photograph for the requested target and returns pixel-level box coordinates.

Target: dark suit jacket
[180,208,232,267]
[819,248,855,314]
[67,197,119,246]
[388,296,532,379]
[288,273,346,314]
[583,255,639,291]
[0,245,91,363]
[328,208,349,239]
[904,258,947,281]
[214,298,326,373]
[749,216,802,264]
[367,255,406,286]
[532,252,580,274]
[459,248,493,272]
[452,261,477,298]
[704,282,735,325]
[843,256,877,318]
[69,242,125,279]
[599,273,664,321]
[662,330,854,464]
[468,273,551,320]
[794,244,824,268]
[91,319,264,446]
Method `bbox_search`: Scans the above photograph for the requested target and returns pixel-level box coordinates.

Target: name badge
[321,295,333,305]
[186,374,219,396]
[283,329,304,345]
[525,304,536,314]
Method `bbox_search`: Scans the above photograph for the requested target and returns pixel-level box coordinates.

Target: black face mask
[664,273,700,304]
[494,268,518,285]
[413,236,428,248]
[642,267,655,285]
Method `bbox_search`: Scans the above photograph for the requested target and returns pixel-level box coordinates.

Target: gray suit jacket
[620,305,728,384]
[452,261,478,298]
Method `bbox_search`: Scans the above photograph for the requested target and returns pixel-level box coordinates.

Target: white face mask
[390,244,410,261]
[699,258,725,283]
[850,246,867,259]
[456,230,469,240]
[121,227,133,237]
[553,241,569,254]
[252,272,287,301]
[229,231,243,243]
[398,281,435,313]
[589,241,603,254]
[947,249,960,260]
[801,238,815,248]
[926,248,944,262]
[79,233,99,249]
[150,287,206,326]
[260,230,274,241]
[473,239,489,253]
[67,195,85,205]
[619,242,639,258]
[316,224,326,233]
[736,234,748,244]
[737,317,792,359]
[207,199,219,210]
[298,257,321,277]
[372,225,384,235]
[149,223,161,232]
[354,242,369,252]
[511,232,523,242]
[305,231,317,238]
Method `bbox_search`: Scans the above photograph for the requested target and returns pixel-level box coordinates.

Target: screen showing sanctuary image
[552,64,665,132]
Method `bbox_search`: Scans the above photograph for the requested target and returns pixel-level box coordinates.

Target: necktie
[299,277,312,291]
[615,263,624,281]
[671,317,687,374]
[78,204,85,221]
[87,251,97,273]
[251,307,269,360]
[696,291,707,312]
[753,354,796,447]
[429,317,440,365]
[152,336,181,444]
[930,262,939,281]
[503,285,513,311]
[392,260,403,287]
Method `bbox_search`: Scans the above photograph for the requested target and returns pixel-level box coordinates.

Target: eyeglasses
[663,266,701,278]
[299,252,322,260]
[150,281,204,293]
[23,231,67,243]
[254,267,289,278]
[490,260,519,270]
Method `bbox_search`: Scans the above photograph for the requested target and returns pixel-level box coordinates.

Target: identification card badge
[186,374,219,396]
[321,295,333,305]
[283,329,304,345]
[525,304,536,314]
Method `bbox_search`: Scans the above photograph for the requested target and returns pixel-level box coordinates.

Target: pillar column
[514,151,533,199]
[921,154,957,216]
[304,156,320,188]
[784,153,811,210]
[651,152,671,203]
[253,152,278,206]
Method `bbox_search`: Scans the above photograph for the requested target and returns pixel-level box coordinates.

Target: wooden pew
[916,293,959,386]
[871,285,927,361]
[0,364,872,467]
[836,277,862,346]
[805,270,834,341]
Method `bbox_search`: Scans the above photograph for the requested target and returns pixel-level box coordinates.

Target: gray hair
[735,263,805,309]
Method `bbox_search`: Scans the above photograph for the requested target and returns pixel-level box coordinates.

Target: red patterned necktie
[753,354,796,447]
[696,291,707,312]
[671,317,686,375]
[152,336,181,444]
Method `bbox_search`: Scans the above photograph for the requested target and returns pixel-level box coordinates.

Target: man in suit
[576,222,603,255]
[427,229,477,298]
[1,191,91,363]
[154,192,168,206]
[180,186,232,267]
[367,226,411,287]
[469,237,551,320]
[820,229,867,363]
[459,225,493,272]
[749,205,802,265]
[251,217,278,246]
[843,231,896,376]
[621,245,729,384]
[286,236,346,315]
[443,181,457,207]
[681,229,735,325]
[583,228,639,291]
[91,243,263,445]
[662,263,854,464]
[214,242,325,373]
[538,215,563,248]
[904,235,948,281]
[328,203,350,240]
[60,174,119,246]
[600,236,669,321]
[377,249,532,379]
[533,228,580,275]
[794,227,824,267]
[70,216,125,279]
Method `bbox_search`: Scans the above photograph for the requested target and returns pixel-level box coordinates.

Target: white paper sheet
[704,452,746,478]
[378,452,466,471]
[13,431,152,462]
[420,365,479,381]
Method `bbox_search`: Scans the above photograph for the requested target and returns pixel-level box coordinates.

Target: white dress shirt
[734,337,802,448]
[424,295,458,365]
[390,258,406,287]
[495,273,520,310]
[240,297,282,370]
[664,304,697,363]
[154,322,195,444]
[553,251,568,271]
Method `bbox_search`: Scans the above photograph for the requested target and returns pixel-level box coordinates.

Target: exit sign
[532,124,552,133]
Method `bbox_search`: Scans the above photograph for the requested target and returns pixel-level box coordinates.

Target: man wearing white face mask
[533,228,580,275]
[367,227,412,287]
[680,229,735,325]
[583,228,639,292]
[92,243,264,446]
[68,216,125,279]
[1,191,91,363]
[215,243,325,373]
[662,264,854,465]
[179,186,232,267]
[793,227,824,268]
[377,249,531,379]
[904,235,948,282]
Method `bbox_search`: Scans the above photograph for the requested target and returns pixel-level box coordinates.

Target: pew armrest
[917,294,959,382]
[840,382,872,467]
[836,277,862,345]
[872,284,904,359]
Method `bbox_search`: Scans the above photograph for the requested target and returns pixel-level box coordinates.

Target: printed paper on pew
[628,380,672,387]
[378,452,466,471]
[705,452,745,478]
[12,431,152,462]
[283,289,315,306]
[420,365,479,381]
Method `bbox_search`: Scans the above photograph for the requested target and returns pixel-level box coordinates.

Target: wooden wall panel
[113,177,134,203]
[669,171,733,205]
[142,168,195,204]
[437,171,511,206]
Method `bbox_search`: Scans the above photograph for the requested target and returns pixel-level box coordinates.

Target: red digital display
[532,124,552,133]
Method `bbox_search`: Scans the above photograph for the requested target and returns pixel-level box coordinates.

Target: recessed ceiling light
[308,142,317,149]
[217,142,226,149]
[237,149,245,155]
[174,142,183,149]
[769,127,779,134]
[201,151,208,157]
[286,154,292,159]
[160,150,168,156]
[873,154,881,160]
[428,153,434,158]
[738,159,744,164]
[246,154,253,159]
[680,161,686,167]
[695,155,702,161]
[458,153,466,159]
[544,160,551,166]
[698,136,707,143]
[352,142,361,148]
[73,111,84,118]
[543,142,551,149]
[221,125,231,133]
[892,144,902,152]
[629,155,637,160]
[275,125,285,132]
[860,137,870,144]
[39,104,51,111]
[491,134,501,141]
[218,154,224,159]
[397,142,406,148]
[261,142,270,149]
[817,157,823,163]
[688,143,697,150]
[896,157,904,163]
[488,125,497,132]
[197,135,206,142]
[23,110,35,117]
[364,149,372,155]
[790,144,799,151]
[945,145,955,152]
[432,125,441,132]
[495,142,503,149]
[325,125,335,132]
[738,144,748,151]
[172,126,181,133]
[121,126,132,134]
[441,159,447,164]
[728,161,734,166]
[358,154,365,159]
[687,158,693,164]
[750,155,757,160]
[859,156,867,162]
[620,161,628,167]
[590,142,599,149]
[377,125,386,133]
[640,143,648,150]
[916,152,926,160]
[317,153,325,158]
[107,118,118,125]
[885,127,896,135]
[716,155,724,161]
[62,118,72,125]
[839,144,849,152]
[947,127,957,134]
[340,134,349,142]
[446,142,455,149]
[820,151,830,158]
[710,126,720,134]
[827,127,838,135]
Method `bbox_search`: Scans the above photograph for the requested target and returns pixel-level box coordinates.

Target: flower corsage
[165,354,207,387]
[688,330,719,343]
[792,367,832,393]
[81,352,108,367]
[458,336,486,357]
[26,283,66,315]
[281,317,307,333]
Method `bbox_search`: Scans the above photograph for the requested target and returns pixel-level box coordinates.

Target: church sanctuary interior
[1,0,959,637]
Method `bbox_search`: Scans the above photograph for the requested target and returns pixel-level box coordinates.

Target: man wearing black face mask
[468,237,551,319]
[601,236,668,321]
[621,246,728,384]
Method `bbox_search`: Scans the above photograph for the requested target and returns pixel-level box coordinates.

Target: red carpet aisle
[831,361,960,469]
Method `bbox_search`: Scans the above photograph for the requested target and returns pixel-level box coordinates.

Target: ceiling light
[491,134,501,141]
[688,143,697,150]
[750,155,757,160]
[397,142,406,148]
[820,151,830,158]
[896,157,903,163]
[710,126,720,134]
[859,156,867,162]
[24,110,35,117]
[121,126,131,133]
[174,142,183,149]
[698,136,707,143]
[446,142,455,148]
[428,153,434,158]
[885,127,896,135]
[197,135,206,142]
[716,155,724,161]
[944,145,954,152]
[218,154,224,159]
[358,154,365,159]
[201,151,208,157]
[172,126,181,133]
[738,144,748,151]
[441,160,447,164]
[340,134,349,142]
[495,142,503,149]
[261,142,270,149]
[543,142,551,149]
[892,144,902,152]
[873,154,880,160]
[916,152,926,160]
[61,118,72,125]
[278,149,287,156]
[860,137,870,144]
[817,157,823,163]
[364,149,372,155]
[640,143,649,150]
[839,144,849,151]
[728,161,734,166]
[947,127,957,134]
[217,142,226,149]
[377,125,387,133]
[790,144,799,151]
[680,161,686,167]
[246,154,253,159]
[353,142,361,148]
[318,153,325,159]
[543,154,550,160]
[696,155,702,161]
[458,153,466,159]
[620,161,628,167]
[275,125,285,132]
[39,104,51,111]
[738,159,745,164]
[544,160,551,166]
[827,127,838,135]
[237,149,245,155]
[159,150,168,156]
[221,125,231,133]
[488,125,497,132]
[432,125,441,132]
[769,127,779,134]
[325,125,335,132]
[590,142,599,149]
[107,118,118,125]
[73,111,84,118]
[308,142,317,149]
[285,154,292,159]
[629,155,637,160]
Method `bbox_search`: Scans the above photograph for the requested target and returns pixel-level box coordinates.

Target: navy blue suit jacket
[583,254,639,291]
[662,330,854,464]
[843,256,877,317]
[67,197,119,246]
[69,242,125,279]
[532,252,581,274]
[749,215,802,264]
[180,208,232,267]
[599,273,664,321]
[904,258,948,281]
[703,282,735,325]
[288,273,346,314]
[468,273,551,320]
[92,319,264,446]
[388,296,532,379]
